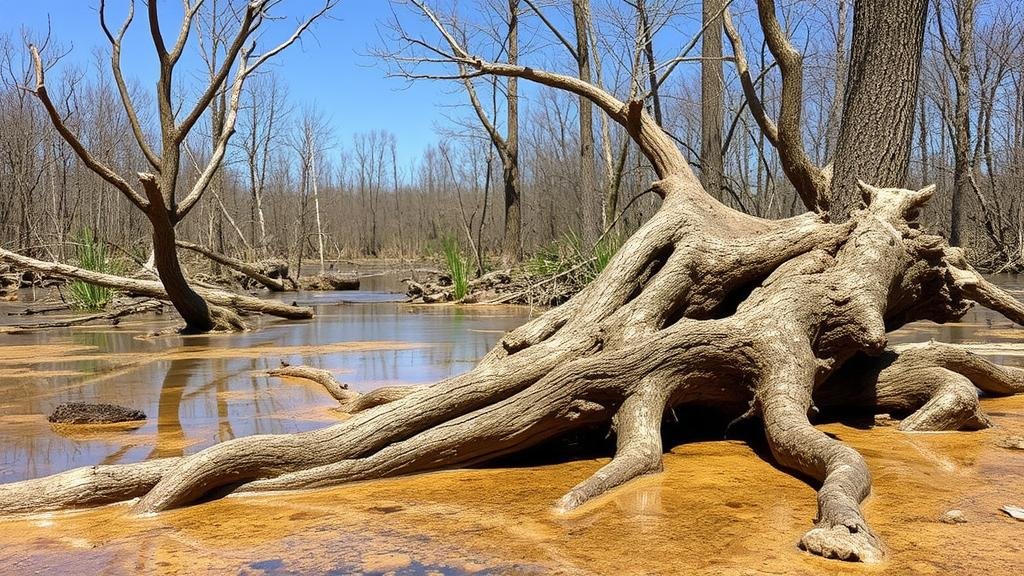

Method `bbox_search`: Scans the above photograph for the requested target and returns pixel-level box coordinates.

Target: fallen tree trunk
[0,249,313,324]
[4,61,1024,570]
[175,240,290,292]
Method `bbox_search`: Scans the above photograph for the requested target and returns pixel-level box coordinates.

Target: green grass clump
[440,235,470,300]
[68,230,118,310]
[527,231,623,292]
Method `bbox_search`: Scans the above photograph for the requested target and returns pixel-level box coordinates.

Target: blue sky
[0,1,463,164]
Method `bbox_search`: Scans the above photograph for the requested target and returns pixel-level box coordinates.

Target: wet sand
[1,278,1023,575]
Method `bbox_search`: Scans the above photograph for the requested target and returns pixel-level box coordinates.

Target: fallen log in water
[0,249,314,323]
[175,240,292,292]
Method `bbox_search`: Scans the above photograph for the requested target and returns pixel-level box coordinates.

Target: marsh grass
[67,230,119,310]
[441,235,470,300]
[527,231,624,292]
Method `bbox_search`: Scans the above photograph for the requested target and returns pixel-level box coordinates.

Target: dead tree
[2,0,1024,566]
[936,0,975,247]
[24,0,333,332]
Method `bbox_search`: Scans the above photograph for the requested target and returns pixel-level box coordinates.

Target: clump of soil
[48,402,146,424]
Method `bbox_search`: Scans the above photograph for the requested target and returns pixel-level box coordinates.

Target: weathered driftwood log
[0,249,313,327]
[175,240,289,292]
[1,299,162,332]
[4,54,1024,570]
[299,272,360,291]
[268,364,418,413]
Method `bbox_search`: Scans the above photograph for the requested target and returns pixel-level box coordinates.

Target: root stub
[2,179,1023,565]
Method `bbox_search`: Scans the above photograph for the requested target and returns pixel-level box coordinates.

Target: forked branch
[722,3,829,213]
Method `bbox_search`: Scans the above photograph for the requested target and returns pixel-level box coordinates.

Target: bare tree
[935,0,975,246]
[24,0,334,332]
[700,0,725,200]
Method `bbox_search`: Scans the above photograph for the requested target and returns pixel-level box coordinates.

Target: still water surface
[0,275,1022,574]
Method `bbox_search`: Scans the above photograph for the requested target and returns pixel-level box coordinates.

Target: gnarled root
[556,381,669,512]
[818,342,1024,431]
[760,362,882,563]
[267,364,417,412]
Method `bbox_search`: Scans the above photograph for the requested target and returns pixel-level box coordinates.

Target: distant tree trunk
[700,0,725,200]
[637,0,662,126]
[573,0,600,244]
[831,0,929,220]
[824,0,848,160]
[945,0,975,247]
[309,132,326,273]
[503,0,523,264]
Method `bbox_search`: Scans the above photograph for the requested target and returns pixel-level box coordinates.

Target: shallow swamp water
[0,274,1023,575]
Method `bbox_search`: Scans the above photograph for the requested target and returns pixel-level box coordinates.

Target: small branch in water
[1,299,163,333]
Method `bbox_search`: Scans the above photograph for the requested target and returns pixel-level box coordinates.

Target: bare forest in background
[1,0,1022,272]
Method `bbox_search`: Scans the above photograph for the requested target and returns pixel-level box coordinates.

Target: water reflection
[0,285,539,482]
[0,276,1023,574]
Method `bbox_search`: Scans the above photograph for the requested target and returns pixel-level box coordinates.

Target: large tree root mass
[2,175,1023,564]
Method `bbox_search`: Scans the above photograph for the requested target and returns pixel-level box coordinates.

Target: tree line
[1,0,1021,274]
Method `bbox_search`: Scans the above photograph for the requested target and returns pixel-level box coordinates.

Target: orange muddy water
[1,277,1023,575]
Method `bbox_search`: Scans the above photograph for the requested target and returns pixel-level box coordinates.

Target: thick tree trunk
[700,0,725,200]
[141,176,215,333]
[831,0,929,219]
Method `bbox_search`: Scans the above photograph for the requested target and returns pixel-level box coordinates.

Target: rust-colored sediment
[1,303,1023,574]
[1,394,1022,575]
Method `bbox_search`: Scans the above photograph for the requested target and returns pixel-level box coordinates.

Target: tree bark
[831,0,929,219]
[503,0,523,264]
[700,0,725,200]
[573,0,600,245]
[141,175,215,333]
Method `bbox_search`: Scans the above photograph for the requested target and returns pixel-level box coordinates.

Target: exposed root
[267,364,417,412]
[818,342,1024,431]
[268,364,354,402]
[897,370,990,432]
[759,361,882,563]
[555,382,668,512]
[209,305,246,332]
[2,180,1024,566]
